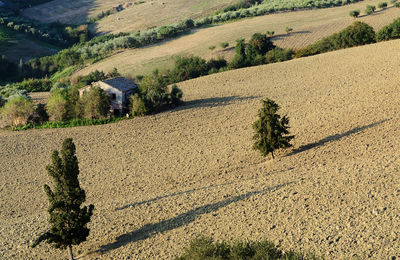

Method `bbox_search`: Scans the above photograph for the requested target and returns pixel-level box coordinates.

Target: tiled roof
[102,77,138,92]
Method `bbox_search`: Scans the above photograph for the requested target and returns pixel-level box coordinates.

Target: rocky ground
[1,39,400,259]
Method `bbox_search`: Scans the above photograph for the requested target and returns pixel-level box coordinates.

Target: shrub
[220,42,229,48]
[229,38,247,69]
[0,95,5,107]
[80,86,110,119]
[252,98,294,158]
[208,45,216,50]
[266,30,275,37]
[246,33,275,65]
[176,236,320,260]
[376,17,400,41]
[285,27,293,34]
[166,56,209,83]
[296,21,376,57]
[378,2,387,8]
[395,1,400,6]
[46,89,71,122]
[349,10,360,17]
[131,73,183,116]
[265,47,295,63]
[0,96,35,128]
[365,5,376,14]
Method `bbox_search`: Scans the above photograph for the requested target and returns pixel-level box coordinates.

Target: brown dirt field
[2,39,400,259]
[74,0,400,77]
[21,0,237,32]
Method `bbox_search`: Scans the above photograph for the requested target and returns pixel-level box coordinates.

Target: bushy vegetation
[131,72,183,116]
[0,78,52,98]
[0,15,92,46]
[0,95,35,127]
[349,9,360,17]
[80,87,110,119]
[365,5,376,14]
[265,47,295,63]
[296,21,375,57]
[378,2,387,8]
[213,0,364,24]
[252,98,294,158]
[376,17,400,41]
[176,236,320,260]
[16,117,124,130]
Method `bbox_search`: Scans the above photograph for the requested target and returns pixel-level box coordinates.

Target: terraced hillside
[74,0,400,77]
[1,39,400,259]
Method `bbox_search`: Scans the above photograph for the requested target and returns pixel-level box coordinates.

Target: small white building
[79,77,138,115]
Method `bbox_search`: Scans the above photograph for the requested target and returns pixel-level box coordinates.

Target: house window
[111,93,116,100]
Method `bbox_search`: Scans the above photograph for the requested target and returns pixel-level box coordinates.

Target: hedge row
[0,15,91,46]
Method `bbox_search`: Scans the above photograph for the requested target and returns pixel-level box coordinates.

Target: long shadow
[115,181,236,211]
[174,95,261,112]
[287,119,389,156]
[98,183,291,254]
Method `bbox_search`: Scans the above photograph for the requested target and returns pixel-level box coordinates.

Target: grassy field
[74,0,400,78]
[2,39,400,259]
[22,0,238,33]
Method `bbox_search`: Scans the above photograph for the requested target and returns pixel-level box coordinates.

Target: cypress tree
[31,138,94,260]
[229,38,247,69]
[252,99,294,158]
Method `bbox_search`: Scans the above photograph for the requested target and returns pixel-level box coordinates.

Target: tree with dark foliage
[31,138,94,260]
[252,99,294,158]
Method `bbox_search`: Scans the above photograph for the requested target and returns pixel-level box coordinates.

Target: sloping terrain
[1,39,400,259]
[74,0,400,77]
[22,0,237,32]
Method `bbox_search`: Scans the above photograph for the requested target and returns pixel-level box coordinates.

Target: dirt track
[2,40,400,259]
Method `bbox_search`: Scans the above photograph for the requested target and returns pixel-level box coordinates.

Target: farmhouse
[79,77,138,114]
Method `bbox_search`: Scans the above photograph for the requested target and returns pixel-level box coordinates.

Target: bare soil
[2,40,400,259]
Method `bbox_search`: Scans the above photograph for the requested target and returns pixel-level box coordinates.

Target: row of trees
[0,15,92,47]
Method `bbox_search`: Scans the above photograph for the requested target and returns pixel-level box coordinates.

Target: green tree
[252,99,294,158]
[46,89,71,122]
[80,86,110,119]
[365,5,376,15]
[31,138,94,260]
[349,10,360,18]
[378,2,387,9]
[0,95,34,127]
[229,38,247,69]
[246,33,275,65]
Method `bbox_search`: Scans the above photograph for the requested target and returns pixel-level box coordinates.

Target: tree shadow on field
[287,119,389,156]
[97,182,291,254]
[272,30,311,40]
[115,181,237,211]
[176,95,261,111]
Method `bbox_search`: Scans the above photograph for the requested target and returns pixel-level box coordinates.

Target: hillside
[0,25,57,64]
[21,0,238,33]
[2,39,400,259]
[74,0,400,77]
